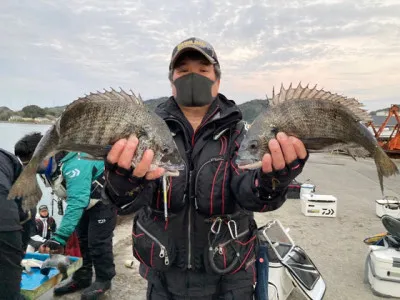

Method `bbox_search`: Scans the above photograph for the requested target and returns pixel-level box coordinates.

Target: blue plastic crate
[21,252,82,299]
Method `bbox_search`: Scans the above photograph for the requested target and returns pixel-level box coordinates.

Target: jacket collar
[155,93,242,136]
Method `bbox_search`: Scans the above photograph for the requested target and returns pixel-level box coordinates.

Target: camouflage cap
[169,37,219,70]
[39,205,48,211]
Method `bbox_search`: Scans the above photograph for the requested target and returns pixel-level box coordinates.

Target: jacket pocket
[203,218,257,275]
[132,210,176,271]
[195,156,231,216]
[152,160,188,213]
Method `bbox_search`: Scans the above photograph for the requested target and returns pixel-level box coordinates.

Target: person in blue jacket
[15,132,117,299]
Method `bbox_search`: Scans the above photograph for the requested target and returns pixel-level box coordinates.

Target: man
[102,37,308,299]
[0,148,27,300]
[26,205,57,253]
[15,133,117,300]
[13,134,42,252]
[41,151,117,299]
[36,205,57,239]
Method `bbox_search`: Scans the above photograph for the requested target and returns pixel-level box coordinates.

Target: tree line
[0,98,269,123]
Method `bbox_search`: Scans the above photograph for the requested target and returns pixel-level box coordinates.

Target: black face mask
[173,73,215,107]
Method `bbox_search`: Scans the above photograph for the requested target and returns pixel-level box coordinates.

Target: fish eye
[249,140,258,150]
[162,147,169,154]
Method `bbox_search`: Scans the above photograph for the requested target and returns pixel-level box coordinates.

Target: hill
[0,98,394,124]
[0,106,17,121]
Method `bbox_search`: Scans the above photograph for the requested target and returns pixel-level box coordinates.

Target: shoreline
[0,120,55,125]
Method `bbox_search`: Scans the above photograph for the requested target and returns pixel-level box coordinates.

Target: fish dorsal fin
[270,82,372,123]
[64,88,145,112]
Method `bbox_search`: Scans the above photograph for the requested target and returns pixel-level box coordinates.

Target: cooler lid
[259,220,326,299]
[370,245,400,265]
[303,194,337,202]
[375,199,400,205]
[301,184,315,188]
[281,246,327,300]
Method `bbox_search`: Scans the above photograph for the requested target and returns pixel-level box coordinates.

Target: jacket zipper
[188,170,193,269]
[165,117,193,269]
[194,157,224,210]
[136,221,170,266]
[164,115,221,270]
[191,106,220,146]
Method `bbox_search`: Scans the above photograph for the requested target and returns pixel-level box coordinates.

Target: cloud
[0,0,399,112]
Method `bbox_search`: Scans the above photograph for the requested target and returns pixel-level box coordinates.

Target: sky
[1,0,400,112]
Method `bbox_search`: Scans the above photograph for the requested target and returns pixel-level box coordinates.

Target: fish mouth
[164,170,180,177]
[164,163,185,177]
[236,150,262,170]
[236,159,262,170]
[151,163,185,177]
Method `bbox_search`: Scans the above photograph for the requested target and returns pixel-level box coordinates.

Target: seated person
[26,205,57,252]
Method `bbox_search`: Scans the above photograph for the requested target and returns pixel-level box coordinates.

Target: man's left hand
[42,238,64,255]
[261,132,307,173]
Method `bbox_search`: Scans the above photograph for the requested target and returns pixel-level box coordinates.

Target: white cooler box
[376,196,400,218]
[268,261,295,300]
[300,183,316,200]
[259,220,327,300]
[365,245,400,298]
[301,194,337,217]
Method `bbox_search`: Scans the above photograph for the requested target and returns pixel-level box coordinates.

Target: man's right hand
[103,135,165,207]
[107,135,165,180]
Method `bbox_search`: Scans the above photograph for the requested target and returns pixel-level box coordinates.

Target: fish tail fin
[7,162,42,211]
[374,146,399,193]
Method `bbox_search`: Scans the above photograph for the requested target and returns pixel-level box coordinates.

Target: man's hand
[257,132,308,191]
[107,135,165,180]
[38,244,49,254]
[261,132,307,174]
[42,239,64,255]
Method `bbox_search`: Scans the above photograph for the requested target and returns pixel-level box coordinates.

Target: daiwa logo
[66,169,80,178]
[98,219,106,224]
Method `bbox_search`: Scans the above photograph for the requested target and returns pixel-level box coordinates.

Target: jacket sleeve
[51,217,57,233]
[53,158,94,245]
[102,178,159,214]
[0,152,21,229]
[34,219,41,236]
[230,161,288,212]
[101,159,159,213]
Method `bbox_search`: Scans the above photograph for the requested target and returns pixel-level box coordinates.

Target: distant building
[8,115,22,121]
[8,116,34,122]
[34,117,51,123]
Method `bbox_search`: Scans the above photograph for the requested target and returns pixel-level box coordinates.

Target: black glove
[43,238,64,254]
[258,151,309,194]
[103,159,146,208]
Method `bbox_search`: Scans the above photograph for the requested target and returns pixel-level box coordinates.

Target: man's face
[39,209,48,218]
[171,55,220,98]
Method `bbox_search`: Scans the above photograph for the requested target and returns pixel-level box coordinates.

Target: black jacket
[105,94,304,275]
[0,149,24,231]
[35,216,57,240]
